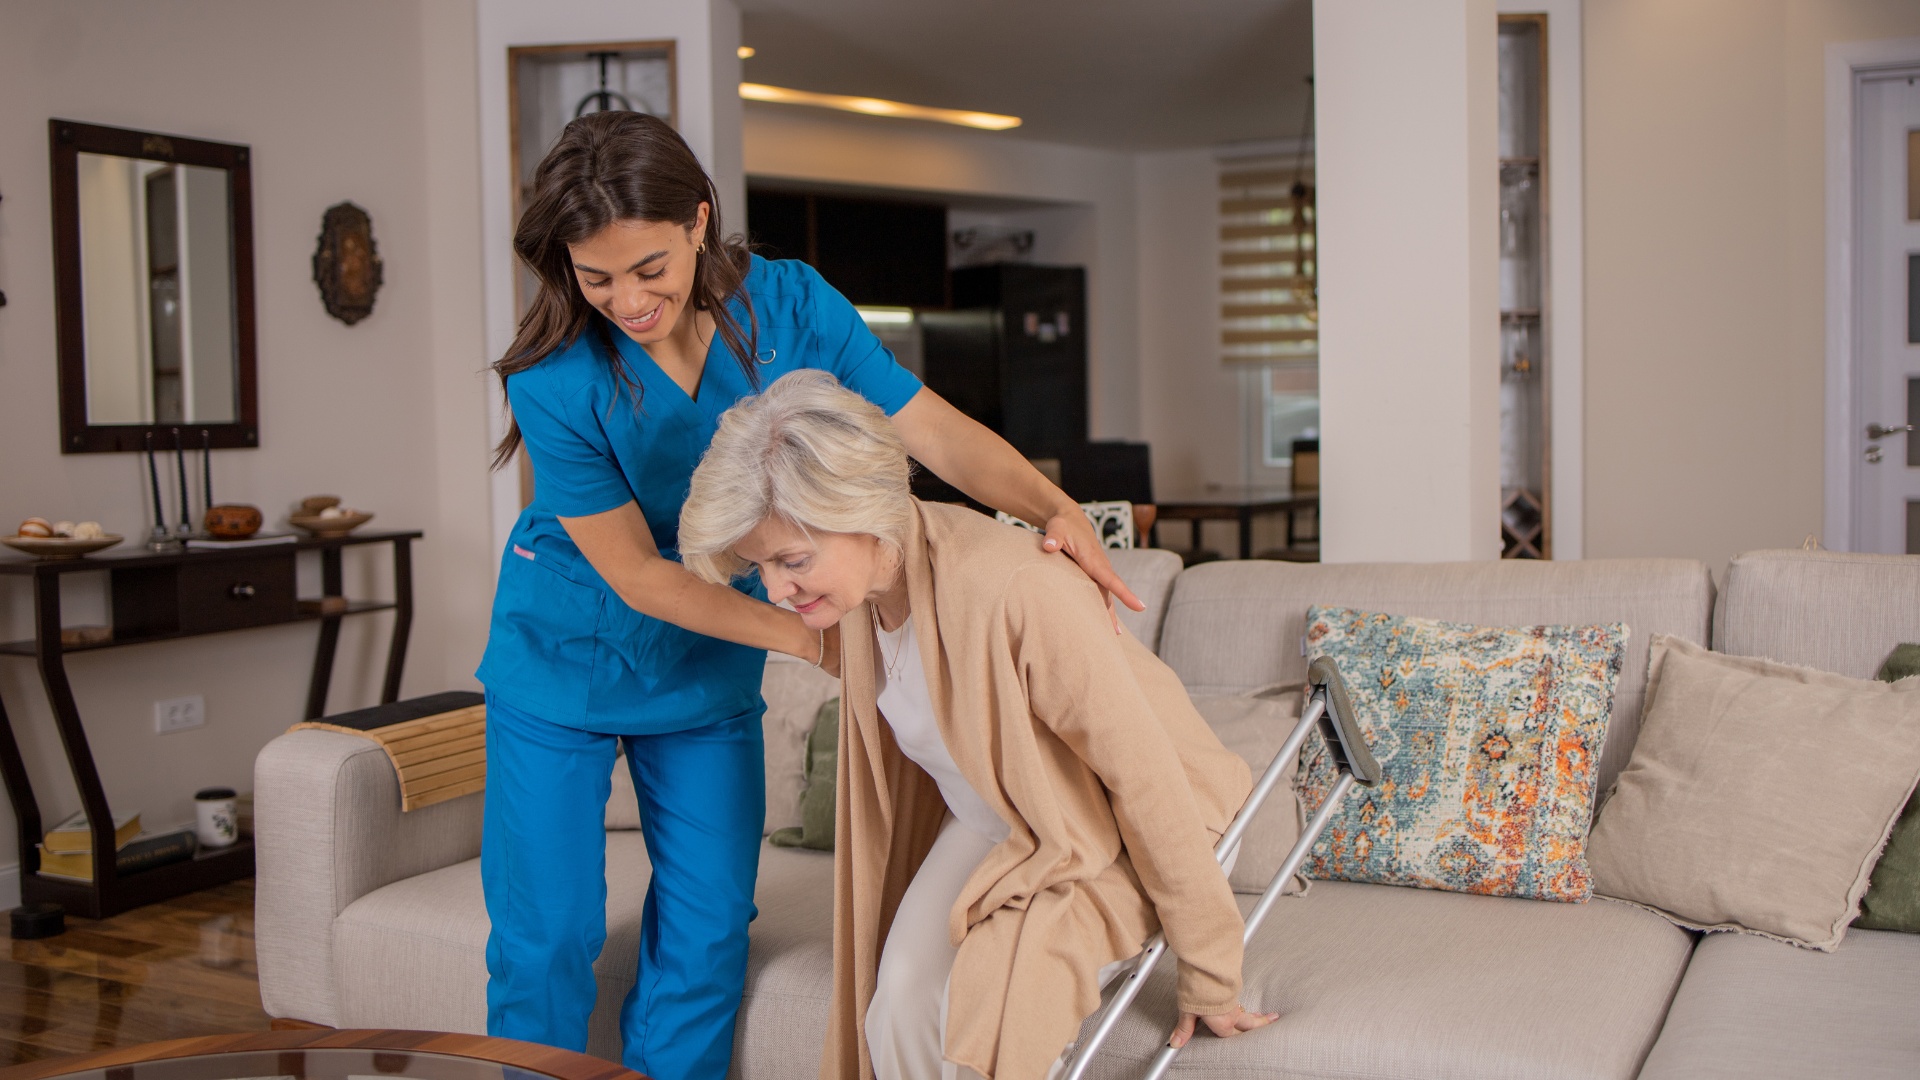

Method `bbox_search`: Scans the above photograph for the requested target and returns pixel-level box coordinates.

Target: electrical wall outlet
[155,695,206,734]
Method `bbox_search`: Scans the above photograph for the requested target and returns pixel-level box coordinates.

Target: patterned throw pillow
[1296,606,1628,902]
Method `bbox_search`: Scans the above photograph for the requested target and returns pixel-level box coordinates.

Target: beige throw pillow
[1194,689,1308,896]
[1587,635,1920,950]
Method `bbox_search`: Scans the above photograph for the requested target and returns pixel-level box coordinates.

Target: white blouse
[873,614,1012,844]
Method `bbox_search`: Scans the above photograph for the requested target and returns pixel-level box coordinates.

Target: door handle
[1866,423,1912,441]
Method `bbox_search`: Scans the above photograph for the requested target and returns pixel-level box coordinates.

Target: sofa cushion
[1106,546,1184,652]
[333,831,651,1056]
[1637,928,1920,1080]
[332,832,837,1076]
[607,746,642,830]
[1713,551,1920,939]
[730,847,836,1080]
[1157,558,1712,796]
[1715,549,1920,678]
[1195,690,1307,895]
[1587,636,1920,950]
[1069,879,1693,1080]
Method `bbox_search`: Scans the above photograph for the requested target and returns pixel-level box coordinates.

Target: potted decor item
[204,504,264,539]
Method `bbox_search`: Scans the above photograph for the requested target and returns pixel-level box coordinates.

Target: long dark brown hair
[490,111,758,469]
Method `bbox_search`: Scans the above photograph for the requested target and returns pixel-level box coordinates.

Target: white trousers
[866,815,1129,1080]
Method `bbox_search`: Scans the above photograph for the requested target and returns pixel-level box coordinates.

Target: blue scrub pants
[481,692,765,1080]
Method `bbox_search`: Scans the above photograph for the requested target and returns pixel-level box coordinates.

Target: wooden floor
[2,880,271,1066]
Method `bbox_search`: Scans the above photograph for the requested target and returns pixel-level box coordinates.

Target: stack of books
[36,810,197,882]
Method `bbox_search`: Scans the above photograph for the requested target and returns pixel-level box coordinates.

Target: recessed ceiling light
[737,46,756,59]
[739,82,1021,131]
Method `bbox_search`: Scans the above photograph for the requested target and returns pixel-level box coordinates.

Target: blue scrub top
[477,256,924,734]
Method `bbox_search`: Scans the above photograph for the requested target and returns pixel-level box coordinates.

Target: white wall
[1313,0,1502,563]
[1584,0,1920,576]
[0,0,492,905]
[477,0,743,554]
[1135,149,1242,497]
[742,104,1143,441]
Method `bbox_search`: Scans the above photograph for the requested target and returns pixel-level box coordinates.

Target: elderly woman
[678,371,1276,1080]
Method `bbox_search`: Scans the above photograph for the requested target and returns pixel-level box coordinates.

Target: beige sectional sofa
[253,547,1920,1079]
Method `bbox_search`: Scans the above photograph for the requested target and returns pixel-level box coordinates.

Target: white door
[1854,72,1920,554]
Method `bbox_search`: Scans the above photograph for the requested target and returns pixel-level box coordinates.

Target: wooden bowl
[205,504,264,539]
[289,510,373,537]
[3,534,124,560]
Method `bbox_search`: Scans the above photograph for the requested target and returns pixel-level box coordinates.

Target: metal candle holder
[172,428,196,541]
[144,432,181,552]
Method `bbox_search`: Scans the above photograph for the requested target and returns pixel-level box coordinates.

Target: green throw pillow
[1857,645,1920,932]
[1878,643,1920,682]
[769,697,838,852]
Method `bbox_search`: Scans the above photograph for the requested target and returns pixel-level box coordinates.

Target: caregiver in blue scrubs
[475,112,1140,1080]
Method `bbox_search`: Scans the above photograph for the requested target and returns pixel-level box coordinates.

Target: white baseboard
[0,862,18,911]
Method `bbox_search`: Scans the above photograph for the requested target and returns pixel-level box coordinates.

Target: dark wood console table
[1155,488,1318,560]
[0,530,419,917]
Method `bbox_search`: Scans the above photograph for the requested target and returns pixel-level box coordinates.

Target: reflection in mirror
[78,153,237,425]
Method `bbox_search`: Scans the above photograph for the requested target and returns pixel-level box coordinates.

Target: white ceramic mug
[195,786,239,849]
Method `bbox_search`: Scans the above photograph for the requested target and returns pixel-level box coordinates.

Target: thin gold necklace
[871,605,908,681]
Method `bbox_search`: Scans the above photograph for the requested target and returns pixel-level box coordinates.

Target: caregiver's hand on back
[1041,506,1144,633]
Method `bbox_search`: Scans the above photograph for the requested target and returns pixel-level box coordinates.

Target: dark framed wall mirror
[49,119,258,453]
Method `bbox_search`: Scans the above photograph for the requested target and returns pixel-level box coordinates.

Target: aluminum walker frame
[1060,655,1382,1080]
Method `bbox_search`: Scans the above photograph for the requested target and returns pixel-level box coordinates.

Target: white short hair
[679,369,912,585]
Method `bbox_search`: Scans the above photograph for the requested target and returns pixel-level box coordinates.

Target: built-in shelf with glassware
[1498,15,1549,559]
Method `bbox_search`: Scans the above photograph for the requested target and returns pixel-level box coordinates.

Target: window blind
[1220,155,1316,368]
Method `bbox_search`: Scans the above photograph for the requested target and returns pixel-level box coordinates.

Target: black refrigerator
[919,263,1088,464]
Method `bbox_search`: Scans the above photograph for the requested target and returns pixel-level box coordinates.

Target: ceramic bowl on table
[3,534,125,560]
[289,511,373,538]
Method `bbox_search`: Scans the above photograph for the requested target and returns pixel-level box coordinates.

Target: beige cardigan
[822,501,1252,1080]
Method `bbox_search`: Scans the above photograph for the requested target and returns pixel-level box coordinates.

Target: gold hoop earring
[698,241,707,254]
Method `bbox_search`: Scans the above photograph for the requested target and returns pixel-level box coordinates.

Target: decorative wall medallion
[312,202,383,325]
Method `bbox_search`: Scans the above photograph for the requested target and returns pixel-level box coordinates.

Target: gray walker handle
[1060,656,1378,1080]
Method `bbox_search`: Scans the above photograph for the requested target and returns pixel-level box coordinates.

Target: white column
[418,0,495,692]
[707,0,746,235]
[1313,0,1501,562]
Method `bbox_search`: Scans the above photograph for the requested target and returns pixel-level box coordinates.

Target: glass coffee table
[0,1030,648,1080]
